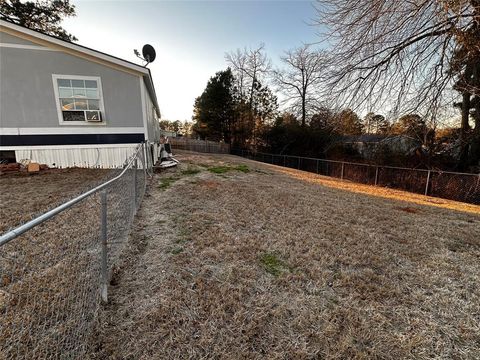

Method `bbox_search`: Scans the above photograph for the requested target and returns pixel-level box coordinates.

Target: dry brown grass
[1,167,138,358]
[93,151,480,359]
[0,168,112,232]
[273,165,480,215]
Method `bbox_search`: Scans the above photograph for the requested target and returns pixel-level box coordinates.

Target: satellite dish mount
[134,44,156,67]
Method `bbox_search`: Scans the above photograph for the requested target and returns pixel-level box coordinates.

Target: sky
[62,0,320,121]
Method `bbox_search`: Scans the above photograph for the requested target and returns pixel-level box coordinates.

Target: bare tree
[272,44,327,126]
[225,48,248,99]
[314,0,480,167]
[225,44,272,147]
[225,43,271,107]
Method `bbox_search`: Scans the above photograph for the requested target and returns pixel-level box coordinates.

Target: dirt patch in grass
[93,150,480,359]
[396,206,421,214]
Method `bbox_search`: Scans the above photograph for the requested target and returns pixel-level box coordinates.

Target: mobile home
[0,19,161,168]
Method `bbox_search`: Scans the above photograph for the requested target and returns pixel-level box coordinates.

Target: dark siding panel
[0,133,145,146]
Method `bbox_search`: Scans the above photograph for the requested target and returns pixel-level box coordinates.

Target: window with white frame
[53,75,104,123]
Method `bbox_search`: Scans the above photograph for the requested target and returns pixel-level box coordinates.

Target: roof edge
[0,19,149,76]
[1,18,161,117]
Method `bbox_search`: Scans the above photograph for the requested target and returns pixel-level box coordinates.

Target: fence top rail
[428,169,480,177]
[0,144,144,247]
[251,151,380,166]
[237,149,479,177]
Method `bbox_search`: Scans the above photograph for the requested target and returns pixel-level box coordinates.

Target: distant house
[0,19,161,168]
[340,134,422,159]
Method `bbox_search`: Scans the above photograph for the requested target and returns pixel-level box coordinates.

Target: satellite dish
[142,44,156,64]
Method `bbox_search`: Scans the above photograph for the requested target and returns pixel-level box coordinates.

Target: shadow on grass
[274,166,480,215]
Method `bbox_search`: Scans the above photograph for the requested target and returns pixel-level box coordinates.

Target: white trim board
[0,42,58,51]
[139,77,149,141]
[0,127,145,135]
[1,144,139,151]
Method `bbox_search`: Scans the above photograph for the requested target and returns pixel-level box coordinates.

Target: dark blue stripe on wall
[0,133,145,146]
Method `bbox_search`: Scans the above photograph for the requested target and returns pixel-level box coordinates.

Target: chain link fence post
[100,190,108,304]
[134,158,138,209]
[375,166,379,186]
[143,143,147,193]
[341,162,345,179]
[0,144,148,357]
[425,170,431,196]
[316,159,319,174]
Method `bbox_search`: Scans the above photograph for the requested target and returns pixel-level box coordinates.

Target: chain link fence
[169,137,230,154]
[0,143,147,359]
[232,149,480,205]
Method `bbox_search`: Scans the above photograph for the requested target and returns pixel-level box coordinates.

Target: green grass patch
[235,164,250,173]
[260,252,291,276]
[170,246,184,255]
[181,167,201,176]
[159,167,201,190]
[207,166,231,174]
[159,177,177,190]
[207,164,250,174]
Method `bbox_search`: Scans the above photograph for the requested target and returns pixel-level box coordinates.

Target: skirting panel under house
[12,145,141,168]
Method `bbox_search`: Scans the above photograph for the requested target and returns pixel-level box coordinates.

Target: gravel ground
[0,168,113,233]
[93,151,480,359]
